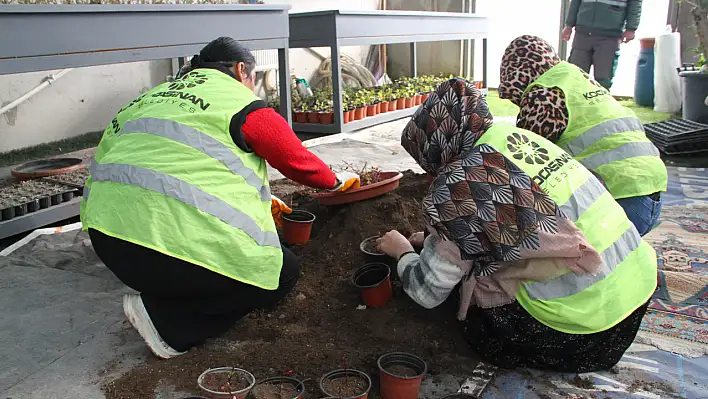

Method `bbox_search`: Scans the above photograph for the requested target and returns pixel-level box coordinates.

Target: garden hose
[310,54,378,90]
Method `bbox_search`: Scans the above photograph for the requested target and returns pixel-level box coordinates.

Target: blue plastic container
[634,39,655,107]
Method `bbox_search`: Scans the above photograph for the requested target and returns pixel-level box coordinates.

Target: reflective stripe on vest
[524,225,642,300]
[120,118,270,202]
[583,0,627,7]
[580,142,660,171]
[561,117,644,156]
[90,163,280,248]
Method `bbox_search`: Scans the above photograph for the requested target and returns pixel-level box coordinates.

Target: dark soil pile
[102,171,478,398]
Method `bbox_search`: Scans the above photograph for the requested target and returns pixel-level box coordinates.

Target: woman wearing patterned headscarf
[498,35,667,237]
[376,78,656,372]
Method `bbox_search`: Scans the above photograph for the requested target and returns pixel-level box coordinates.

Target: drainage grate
[644,119,708,155]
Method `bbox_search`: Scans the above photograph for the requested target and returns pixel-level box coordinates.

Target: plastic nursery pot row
[198,353,428,399]
[342,94,430,124]
[292,111,334,125]
[0,190,78,222]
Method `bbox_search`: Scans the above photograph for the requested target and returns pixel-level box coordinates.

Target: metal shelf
[0,197,81,240]
[289,9,489,134]
[0,4,293,238]
[293,106,418,134]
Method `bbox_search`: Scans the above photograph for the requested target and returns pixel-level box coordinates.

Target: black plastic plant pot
[1,207,15,221]
[378,352,427,399]
[360,236,396,270]
[252,376,305,399]
[14,203,27,217]
[62,191,74,202]
[440,394,476,398]
[50,194,63,206]
[319,369,372,399]
[39,197,50,209]
[27,199,39,213]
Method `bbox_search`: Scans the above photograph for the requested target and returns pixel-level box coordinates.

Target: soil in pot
[201,372,250,393]
[321,373,369,398]
[251,382,300,399]
[386,365,418,377]
[282,210,316,245]
[101,172,478,399]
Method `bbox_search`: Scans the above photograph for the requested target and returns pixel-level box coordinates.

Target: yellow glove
[331,171,361,192]
[271,195,293,228]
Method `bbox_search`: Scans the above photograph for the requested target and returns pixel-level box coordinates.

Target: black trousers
[89,229,299,352]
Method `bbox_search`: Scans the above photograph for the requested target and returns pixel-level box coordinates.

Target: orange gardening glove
[331,171,361,192]
[271,195,293,228]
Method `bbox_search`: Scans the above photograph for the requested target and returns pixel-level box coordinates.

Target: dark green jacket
[565,0,642,37]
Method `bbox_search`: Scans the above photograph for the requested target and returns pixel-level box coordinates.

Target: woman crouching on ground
[376,78,657,372]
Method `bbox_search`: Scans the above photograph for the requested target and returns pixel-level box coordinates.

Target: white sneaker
[123,294,186,359]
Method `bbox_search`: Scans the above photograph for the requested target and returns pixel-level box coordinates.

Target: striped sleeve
[397,234,467,309]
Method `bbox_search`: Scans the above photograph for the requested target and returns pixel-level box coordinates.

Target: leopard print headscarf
[498,35,561,107]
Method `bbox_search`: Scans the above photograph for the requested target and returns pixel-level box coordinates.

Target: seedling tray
[644,119,708,155]
[0,180,81,222]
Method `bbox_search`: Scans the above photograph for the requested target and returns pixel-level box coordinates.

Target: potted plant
[281,210,316,245]
[197,367,256,399]
[267,95,280,114]
[351,262,392,308]
[316,99,334,125]
[319,357,372,399]
[353,96,367,121]
[292,98,307,124]
[251,370,305,399]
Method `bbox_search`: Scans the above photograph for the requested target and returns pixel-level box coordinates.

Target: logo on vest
[582,88,610,101]
[168,71,209,91]
[507,133,550,165]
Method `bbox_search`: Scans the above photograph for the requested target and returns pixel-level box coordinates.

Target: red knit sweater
[241,108,337,189]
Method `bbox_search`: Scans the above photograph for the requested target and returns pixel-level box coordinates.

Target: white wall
[0,61,171,152]
[0,0,378,153]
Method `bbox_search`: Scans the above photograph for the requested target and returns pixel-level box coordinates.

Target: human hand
[408,232,425,247]
[331,171,361,192]
[376,230,415,259]
[622,30,635,43]
[561,27,573,42]
[271,195,292,228]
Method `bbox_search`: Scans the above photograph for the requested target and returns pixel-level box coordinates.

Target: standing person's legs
[568,32,594,74]
[616,193,663,236]
[592,36,621,89]
[89,229,299,355]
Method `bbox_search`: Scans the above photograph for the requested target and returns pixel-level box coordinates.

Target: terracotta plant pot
[307,112,319,124]
[441,395,477,398]
[421,93,430,102]
[294,112,307,123]
[319,112,334,125]
[311,172,403,206]
[252,376,305,399]
[344,110,352,124]
[354,107,365,120]
[360,236,396,269]
[380,101,390,113]
[396,98,406,109]
[197,367,256,399]
[352,263,392,308]
[319,369,372,399]
[378,352,427,399]
[375,102,381,114]
[404,98,414,108]
[282,210,316,245]
[366,105,377,117]
[388,100,398,111]
[11,158,85,181]
[414,95,422,105]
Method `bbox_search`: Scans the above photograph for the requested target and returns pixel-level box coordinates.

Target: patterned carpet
[640,204,708,354]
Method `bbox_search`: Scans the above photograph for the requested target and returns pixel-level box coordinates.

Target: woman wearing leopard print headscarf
[376,78,655,372]
[498,35,667,237]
